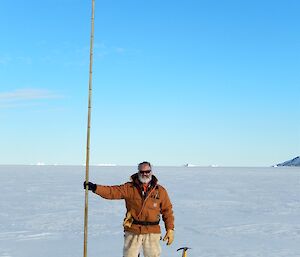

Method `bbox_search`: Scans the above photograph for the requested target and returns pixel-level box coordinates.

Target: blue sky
[0,0,299,166]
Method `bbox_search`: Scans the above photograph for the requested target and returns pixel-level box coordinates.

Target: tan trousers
[123,231,161,257]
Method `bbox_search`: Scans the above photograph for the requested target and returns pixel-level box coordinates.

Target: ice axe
[177,247,191,257]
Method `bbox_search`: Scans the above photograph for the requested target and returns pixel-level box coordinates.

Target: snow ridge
[277,156,300,167]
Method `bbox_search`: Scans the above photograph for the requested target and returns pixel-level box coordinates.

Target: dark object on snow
[277,156,300,167]
[177,247,191,257]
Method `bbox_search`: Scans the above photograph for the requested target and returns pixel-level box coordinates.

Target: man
[84,161,174,257]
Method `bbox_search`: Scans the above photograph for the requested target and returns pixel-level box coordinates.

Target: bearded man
[84,161,174,257]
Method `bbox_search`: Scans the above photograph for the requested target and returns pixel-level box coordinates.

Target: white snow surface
[0,165,300,257]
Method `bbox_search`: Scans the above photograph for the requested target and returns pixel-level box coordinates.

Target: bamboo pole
[83,0,95,257]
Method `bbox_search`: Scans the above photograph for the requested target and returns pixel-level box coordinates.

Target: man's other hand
[163,229,174,245]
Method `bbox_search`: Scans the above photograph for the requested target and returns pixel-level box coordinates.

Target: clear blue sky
[0,0,299,166]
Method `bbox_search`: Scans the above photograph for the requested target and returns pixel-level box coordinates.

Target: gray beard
[138,172,152,184]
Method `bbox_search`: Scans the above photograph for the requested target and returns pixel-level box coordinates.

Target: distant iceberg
[96,163,117,167]
[184,164,199,167]
[276,156,300,167]
[184,163,219,167]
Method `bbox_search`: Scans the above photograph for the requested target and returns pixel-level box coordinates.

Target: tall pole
[84,0,95,257]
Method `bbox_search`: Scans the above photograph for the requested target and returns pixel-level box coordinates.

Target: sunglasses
[139,170,152,174]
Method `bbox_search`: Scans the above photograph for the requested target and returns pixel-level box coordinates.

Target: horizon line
[0,163,286,168]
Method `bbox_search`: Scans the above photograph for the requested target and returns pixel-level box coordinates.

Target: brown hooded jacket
[94,173,174,234]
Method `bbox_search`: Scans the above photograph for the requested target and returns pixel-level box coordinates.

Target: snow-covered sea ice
[0,165,299,257]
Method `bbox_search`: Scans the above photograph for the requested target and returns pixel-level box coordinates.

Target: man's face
[138,164,152,184]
